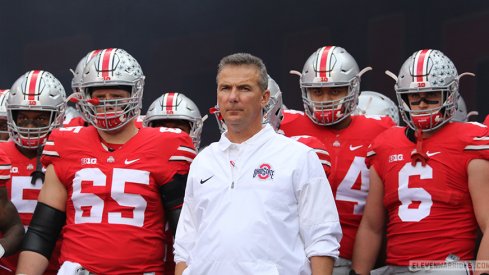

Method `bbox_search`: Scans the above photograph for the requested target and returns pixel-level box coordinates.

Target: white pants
[57,261,91,275]
[333,257,352,275]
[371,262,474,275]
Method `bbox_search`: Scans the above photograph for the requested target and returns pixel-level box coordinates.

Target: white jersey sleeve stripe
[473,136,489,141]
[169,156,194,163]
[177,146,197,155]
[42,150,60,157]
[314,149,330,156]
[464,145,489,151]
[320,160,332,167]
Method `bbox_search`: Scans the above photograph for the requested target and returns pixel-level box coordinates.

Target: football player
[0,148,23,274]
[352,49,489,274]
[65,49,104,128]
[17,49,197,274]
[143,91,204,274]
[0,70,66,273]
[279,46,395,274]
[353,91,400,125]
[144,92,204,150]
[0,90,10,141]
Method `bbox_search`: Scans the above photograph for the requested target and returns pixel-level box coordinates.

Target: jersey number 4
[72,168,149,227]
[336,156,369,215]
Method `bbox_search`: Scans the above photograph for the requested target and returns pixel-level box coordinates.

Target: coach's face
[217,65,269,134]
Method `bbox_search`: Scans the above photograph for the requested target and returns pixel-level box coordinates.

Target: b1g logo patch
[253,163,275,180]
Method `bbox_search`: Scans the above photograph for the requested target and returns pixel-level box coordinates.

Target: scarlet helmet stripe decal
[413,49,432,83]
[164,92,176,113]
[26,70,43,101]
[86,49,102,64]
[316,46,335,79]
[99,48,115,79]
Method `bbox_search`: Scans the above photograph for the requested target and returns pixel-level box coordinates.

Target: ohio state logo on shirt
[253,163,275,180]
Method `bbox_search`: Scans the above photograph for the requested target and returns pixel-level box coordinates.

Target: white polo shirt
[174,124,341,275]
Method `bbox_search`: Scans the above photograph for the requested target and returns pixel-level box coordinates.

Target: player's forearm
[16,251,49,275]
[0,203,24,257]
[310,256,334,275]
[351,226,382,275]
[475,233,489,275]
[175,262,188,275]
[0,223,24,257]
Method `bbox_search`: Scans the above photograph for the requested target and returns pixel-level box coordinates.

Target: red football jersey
[41,126,196,273]
[367,122,489,265]
[280,110,394,259]
[290,135,331,177]
[0,141,60,274]
[484,114,489,127]
[63,116,86,127]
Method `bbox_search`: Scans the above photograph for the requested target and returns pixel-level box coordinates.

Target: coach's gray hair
[217,53,268,91]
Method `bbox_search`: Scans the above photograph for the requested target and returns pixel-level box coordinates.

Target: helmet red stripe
[101,48,114,79]
[28,70,41,101]
[165,92,176,112]
[415,49,430,83]
[319,46,334,79]
[89,49,102,61]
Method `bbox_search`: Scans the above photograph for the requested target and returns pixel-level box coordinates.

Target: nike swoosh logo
[200,175,214,184]
[349,145,363,151]
[426,151,441,157]
[124,158,140,165]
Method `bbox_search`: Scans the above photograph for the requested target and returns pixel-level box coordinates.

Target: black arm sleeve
[22,202,65,260]
[159,173,187,236]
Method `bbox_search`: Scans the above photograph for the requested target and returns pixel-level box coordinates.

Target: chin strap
[410,129,428,166]
[30,146,45,185]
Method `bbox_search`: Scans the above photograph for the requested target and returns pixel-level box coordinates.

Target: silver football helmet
[387,49,465,131]
[78,48,145,131]
[69,50,102,123]
[63,106,84,125]
[71,49,103,93]
[262,75,284,131]
[298,46,371,126]
[0,89,9,141]
[354,91,400,125]
[7,70,66,149]
[144,92,204,150]
[451,94,478,122]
